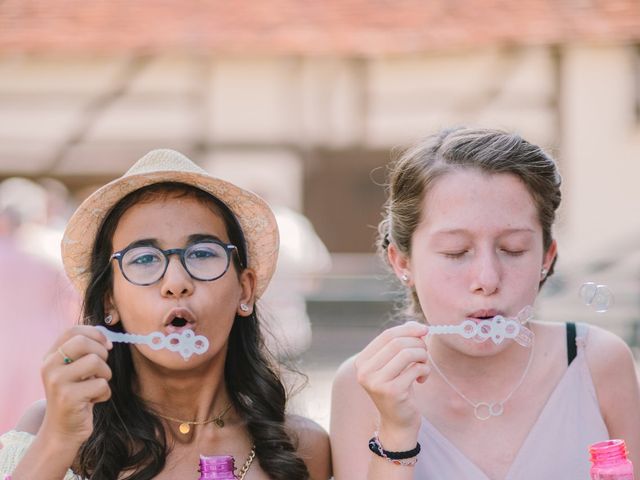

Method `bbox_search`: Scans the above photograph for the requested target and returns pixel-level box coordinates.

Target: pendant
[473,402,504,421]
[179,423,191,434]
[213,418,225,428]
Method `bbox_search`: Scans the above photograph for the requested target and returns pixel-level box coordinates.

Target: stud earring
[240,304,250,312]
[104,314,113,325]
[540,268,548,280]
[401,273,409,282]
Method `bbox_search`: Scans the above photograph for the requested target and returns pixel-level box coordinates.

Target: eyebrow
[187,233,225,244]
[124,234,225,250]
[431,228,536,237]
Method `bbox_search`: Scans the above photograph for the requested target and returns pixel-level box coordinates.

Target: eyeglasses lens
[121,242,230,284]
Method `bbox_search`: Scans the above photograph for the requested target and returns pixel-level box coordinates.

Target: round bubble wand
[427,306,535,347]
[96,326,210,360]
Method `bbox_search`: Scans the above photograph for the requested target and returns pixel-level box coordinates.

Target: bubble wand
[96,326,210,360]
[427,306,535,347]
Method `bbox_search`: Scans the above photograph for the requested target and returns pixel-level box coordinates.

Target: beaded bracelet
[368,432,421,466]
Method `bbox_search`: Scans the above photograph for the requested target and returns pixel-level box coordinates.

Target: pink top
[414,324,608,479]
[0,238,79,432]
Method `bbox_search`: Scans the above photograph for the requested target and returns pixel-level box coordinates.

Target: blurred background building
[1,0,640,428]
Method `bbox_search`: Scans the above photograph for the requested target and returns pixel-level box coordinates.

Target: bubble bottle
[589,439,635,480]
[198,454,236,479]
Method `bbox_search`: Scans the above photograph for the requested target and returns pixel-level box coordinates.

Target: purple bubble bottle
[590,439,635,480]
[198,454,236,479]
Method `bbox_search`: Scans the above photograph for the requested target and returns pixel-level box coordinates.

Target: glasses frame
[110,240,238,286]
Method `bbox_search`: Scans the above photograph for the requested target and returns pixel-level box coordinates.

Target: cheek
[415,260,463,290]
[111,281,155,322]
[503,257,541,283]
[501,264,543,304]
[200,281,243,314]
[186,290,243,321]
[413,272,458,314]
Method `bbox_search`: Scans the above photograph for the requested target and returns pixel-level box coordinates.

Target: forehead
[420,169,539,233]
[112,194,229,248]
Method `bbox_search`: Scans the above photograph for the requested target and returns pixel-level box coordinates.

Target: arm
[287,415,332,480]
[587,326,640,466]
[10,326,112,480]
[330,321,429,480]
[14,399,47,434]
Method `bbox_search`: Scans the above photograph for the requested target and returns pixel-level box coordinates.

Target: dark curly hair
[74,182,310,480]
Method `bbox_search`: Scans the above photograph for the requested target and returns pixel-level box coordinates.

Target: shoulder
[583,323,634,369]
[583,324,636,381]
[331,354,378,412]
[15,399,46,435]
[333,354,357,387]
[286,414,329,447]
[581,324,638,413]
[285,414,331,480]
[330,355,378,444]
[332,354,369,397]
[535,321,636,383]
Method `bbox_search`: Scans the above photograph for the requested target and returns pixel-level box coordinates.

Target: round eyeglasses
[110,241,238,286]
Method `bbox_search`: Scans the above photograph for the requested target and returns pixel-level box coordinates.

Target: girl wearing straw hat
[0,150,331,479]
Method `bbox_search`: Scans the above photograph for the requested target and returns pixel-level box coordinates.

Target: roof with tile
[1,0,639,54]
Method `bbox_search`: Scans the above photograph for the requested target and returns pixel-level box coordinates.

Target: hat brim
[62,169,279,298]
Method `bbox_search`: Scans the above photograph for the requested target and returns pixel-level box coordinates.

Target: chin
[442,335,507,356]
[132,347,207,370]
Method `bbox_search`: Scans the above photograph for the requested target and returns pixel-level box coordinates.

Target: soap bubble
[591,286,614,313]
[579,282,598,304]
[579,282,614,313]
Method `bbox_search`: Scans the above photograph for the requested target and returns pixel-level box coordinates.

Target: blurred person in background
[0,177,79,433]
[330,127,640,479]
[17,177,75,268]
[261,203,332,360]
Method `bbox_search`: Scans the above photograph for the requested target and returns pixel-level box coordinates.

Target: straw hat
[61,149,279,298]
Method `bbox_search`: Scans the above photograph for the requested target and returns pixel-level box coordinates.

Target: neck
[132,350,231,423]
[425,332,537,422]
[426,325,537,392]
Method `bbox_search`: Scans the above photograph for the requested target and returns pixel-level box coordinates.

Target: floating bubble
[579,282,598,305]
[579,282,614,313]
[591,285,614,313]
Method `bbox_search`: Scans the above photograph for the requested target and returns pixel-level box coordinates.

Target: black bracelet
[368,435,421,460]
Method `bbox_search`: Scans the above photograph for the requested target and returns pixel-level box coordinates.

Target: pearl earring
[540,268,548,279]
[240,303,250,312]
[401,273,409,282]
[104,314,113,325]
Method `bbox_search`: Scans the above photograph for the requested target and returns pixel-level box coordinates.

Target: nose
[470,251,501,296]
[160,255,194,298]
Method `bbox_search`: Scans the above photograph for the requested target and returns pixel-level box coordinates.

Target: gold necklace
[236,445,256,480]
[427,343,535,421]
[155,403,232,434]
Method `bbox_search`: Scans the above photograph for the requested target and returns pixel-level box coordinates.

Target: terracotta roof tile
[1,0,639,54]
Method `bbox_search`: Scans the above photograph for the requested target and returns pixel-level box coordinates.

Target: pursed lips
[467,309,501,322]
[163,306,197,334]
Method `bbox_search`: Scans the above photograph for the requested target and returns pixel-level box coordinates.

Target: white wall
[0,45,638,259]
[560,44,640,261]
